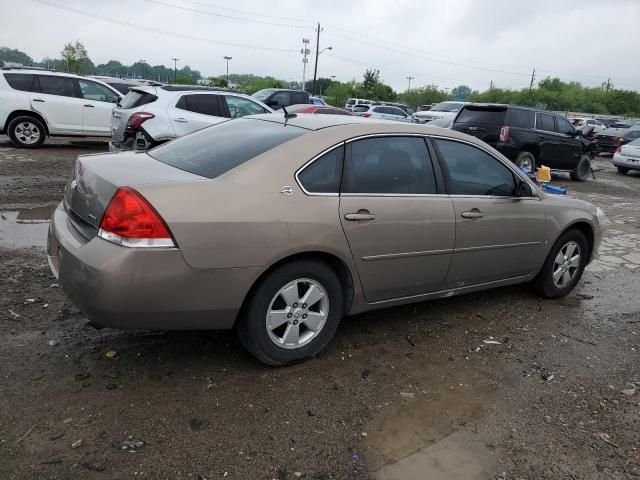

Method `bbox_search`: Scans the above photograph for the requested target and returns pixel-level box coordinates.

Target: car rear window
[118,89,158,109]
[3,73,36,91]
[148,119,307,179]
[456,107,507,125]
[353,105,370,112]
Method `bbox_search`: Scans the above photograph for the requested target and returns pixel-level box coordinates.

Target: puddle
[366,369,497,479]
[0,206,55,249]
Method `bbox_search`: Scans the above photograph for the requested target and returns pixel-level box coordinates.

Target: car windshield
[431,102,463,112]
[148,118,307,179]
[252,89,276,101]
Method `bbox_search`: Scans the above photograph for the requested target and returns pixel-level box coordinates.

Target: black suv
[251,88,310,110]
[452,104,591,181]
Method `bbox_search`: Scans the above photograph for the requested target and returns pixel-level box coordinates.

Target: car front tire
[616,166,629,174]
[7,116,46,148]
[533,229,589,299]
[237,260,344,366]
[570,155,591,182]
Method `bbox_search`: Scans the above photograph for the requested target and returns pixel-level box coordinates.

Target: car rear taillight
[98,187,175,248]
[615,146,622,154]
[126,112,155,130]
[499,126,510,143]
[360,112,372,118]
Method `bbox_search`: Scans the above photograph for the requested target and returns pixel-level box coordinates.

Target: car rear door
[451,105,507,146]
[432,137,546,288]
[339,135,455,302]
[168,93,226,137]
[77,79,121,135]
[29,75,83,133]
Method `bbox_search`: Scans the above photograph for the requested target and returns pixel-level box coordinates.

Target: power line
[142,0,313,30]
[31,0,300,53]
[179,0,311,24]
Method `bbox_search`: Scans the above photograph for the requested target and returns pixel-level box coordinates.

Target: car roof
[2,68,85,79]
[160,85,234,92]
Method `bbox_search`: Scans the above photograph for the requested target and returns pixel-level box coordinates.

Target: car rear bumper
[596,143,620,154]
[613,153,640,170]
[47,203,260,330]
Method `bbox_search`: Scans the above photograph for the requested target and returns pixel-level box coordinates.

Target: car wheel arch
[5,110,50,135]
[236,251,356,326]
[554,221,595,261]
[520,144,539,158]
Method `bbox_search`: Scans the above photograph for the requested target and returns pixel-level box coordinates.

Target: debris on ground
[121,437,145,452]
[594,433,619,448]
[71,439,83,449]
[105,350,118,359]
[400,392,415,399]
[47,339,58,346]
[621,388,636,396]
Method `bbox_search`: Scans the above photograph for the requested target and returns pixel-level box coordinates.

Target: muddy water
[366,366,498,479]
[0,205,56,249]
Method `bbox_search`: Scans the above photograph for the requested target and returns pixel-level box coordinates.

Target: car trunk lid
[64,151,204,239]
[111,87,159,142]
[451,105,508,144]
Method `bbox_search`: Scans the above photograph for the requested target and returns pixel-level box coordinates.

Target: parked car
[309,96,326,106]
[48,113,601,365]
[252,88,309,110]
[284,104,353,115]
[89,75,162,95]
[378,102,416,116]
[452,103,592,181]
[109,85,273,152]
[594,126,640,155]
[612,137,640,174]
[353,104,411,122]
[412,101,468,124]
[417,104,434,112]
[0,68,122,148]
[596,118,619,128]
[345,98,374,111]
[569,117,605,133]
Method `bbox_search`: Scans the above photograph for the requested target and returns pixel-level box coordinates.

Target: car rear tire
[7,116,46,148]
[533,229,588,299]
[514,151,536,172]
[616,166,629,174]
[237,260,344,366]
[570,155,591,182]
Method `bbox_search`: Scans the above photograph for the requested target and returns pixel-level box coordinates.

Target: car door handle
[461,210,485,219]
[32,98,45,102]
[84,104,95,108]
[344,211,376,221]
[174,117,188,123]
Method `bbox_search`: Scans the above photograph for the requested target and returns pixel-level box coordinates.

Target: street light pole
[406,76,414,92]
[139,59,146,79]
[301,38,310,92]
[171,58,179,83]
[223,56,232,85]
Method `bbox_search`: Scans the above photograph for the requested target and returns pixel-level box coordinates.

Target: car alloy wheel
[552,241,581,288]
[14,121,41,145]
[265,278,329,349]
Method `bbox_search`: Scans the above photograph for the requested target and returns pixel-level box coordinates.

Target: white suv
[0,68,122,148]
[109,86,274,152]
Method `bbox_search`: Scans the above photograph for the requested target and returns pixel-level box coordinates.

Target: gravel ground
[0,136,639,480]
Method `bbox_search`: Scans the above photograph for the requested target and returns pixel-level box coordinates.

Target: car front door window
[224,95,268,118]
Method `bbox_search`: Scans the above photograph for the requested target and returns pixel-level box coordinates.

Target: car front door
[535,113,561,166]
[29,75,83,134]
[77,79,121,135]
[339,135,455,302]
[432,138,547,288]
[553,115,582,169]
[168,93,226,137]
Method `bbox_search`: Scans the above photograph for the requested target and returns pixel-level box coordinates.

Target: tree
[451,85,472,100]
[60,40,92,74]
[398,85,451,108]
[362,69,381,94]
[210,77,228,88]
[0,47,34,67]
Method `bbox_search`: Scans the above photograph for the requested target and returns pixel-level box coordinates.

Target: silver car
[353,104,412,122]
[48,113,602,366]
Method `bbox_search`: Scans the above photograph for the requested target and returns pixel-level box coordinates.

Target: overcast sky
[1,0,639,92]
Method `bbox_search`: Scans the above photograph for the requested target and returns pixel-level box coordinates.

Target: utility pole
[490,80,494,90]
[312,22,321,96]
[171,58,179,82]
[301,38,310,92]
[605,78,611,93]
[139,59,146,80]
[406,76,414,93]
[224,56,232,85]
[529,68,536,92]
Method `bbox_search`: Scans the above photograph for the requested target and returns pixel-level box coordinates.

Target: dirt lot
[0,136,639,480]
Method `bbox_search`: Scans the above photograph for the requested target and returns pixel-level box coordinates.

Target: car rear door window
[149,118,307,179]
[177,94,223,116]
[298,145,344,194]
[3,73,36,92]
[37,75,76,97]
[537,113,555,132]
[434,139,516,196]
[342,136,437,194]
[556,116,575,135]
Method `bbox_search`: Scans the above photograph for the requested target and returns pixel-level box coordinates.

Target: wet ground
[0,135,639,480]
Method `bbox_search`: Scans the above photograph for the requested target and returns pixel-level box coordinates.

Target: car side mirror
[517,181,534,198]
